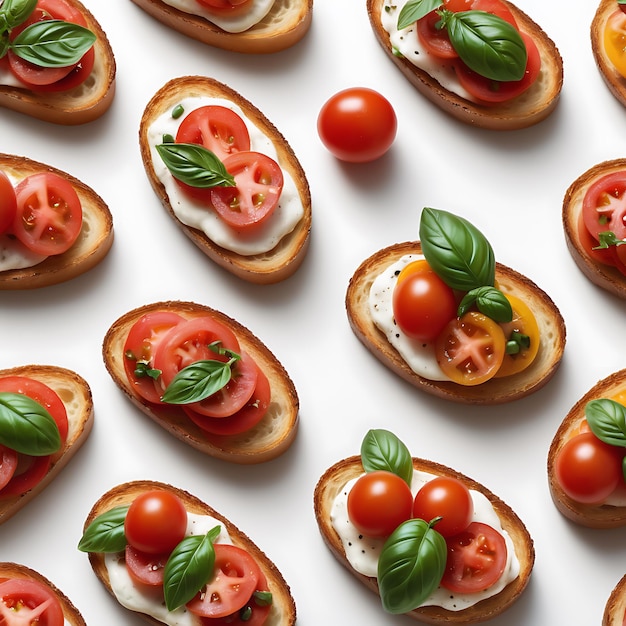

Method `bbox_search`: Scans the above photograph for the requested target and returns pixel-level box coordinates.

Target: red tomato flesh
[125,544,168,586]
[0,577,64,626]
[0,446,18,491]
[0,171,17,234]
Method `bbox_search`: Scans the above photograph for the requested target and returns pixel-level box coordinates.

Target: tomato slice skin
[0,577,65,626]
[0,171,17,234]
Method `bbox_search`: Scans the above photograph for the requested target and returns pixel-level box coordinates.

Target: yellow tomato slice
[609,389,626,407]
[604,9,626,78]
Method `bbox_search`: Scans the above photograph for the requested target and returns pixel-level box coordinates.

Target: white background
[2,1,626,624]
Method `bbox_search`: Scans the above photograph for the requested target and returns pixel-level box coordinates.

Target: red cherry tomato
[555,432,624,504]
[347,470,413,538]
[441,522,507,593]
[124,544,168,586]
[0,171,17,234]
[0,577,64,626]
[412,476,474,538]
[317,88,397,163]
[124,490,188,555]
[0,446,18,491]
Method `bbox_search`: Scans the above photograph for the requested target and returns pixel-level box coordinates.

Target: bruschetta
[366,0,563,130]
[0,0,116,124]
[548,369,626,529]
[314,429,534,623]
[562,158,626,299]
[139,75,311,284]
[102,300,299,464]
[130,0,313,54]
[604,574,626,625]
[0,153,114,289]
[79,479,296,625]
[346,208,566,404]
[0,364,94,524]
[0,562,86,624]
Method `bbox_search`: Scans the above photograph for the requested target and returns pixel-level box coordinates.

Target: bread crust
[346,241,566,404]
[0,562,86,625]
[0,364,94,524]
[131,0,313,54]
[102,300,299,464]
[604,574,626,626]
[84,479,296,626]
[366,0,563,130]
[0,0,116,124]
[562,158,626,299]
[547,369,626,529]
[139,76,312,285]
[313,455,534,624]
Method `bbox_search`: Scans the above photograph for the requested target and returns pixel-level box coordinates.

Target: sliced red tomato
[0,171,17,234]
[577,211,626,275]
[13,172,82,256]
[417,10,458,59]
[0,446,18,491]
[445,0,519,27]
[124,544,168,586]
[604,9,626,78]
[0,577,64,626]
[210,151,283,230]
[441,522,507,593]
[187,544,261,619]
[196,0,253,15]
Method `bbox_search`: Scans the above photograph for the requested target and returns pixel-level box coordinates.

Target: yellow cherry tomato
[604,9,626,78]
[396,259,432,284]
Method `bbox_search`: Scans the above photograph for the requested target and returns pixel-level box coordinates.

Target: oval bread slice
[604,574,626,626]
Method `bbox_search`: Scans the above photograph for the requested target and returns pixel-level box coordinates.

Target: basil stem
[77,505,130,553]
[585,399,626,448]
[0,392,61,456]
[0,0,37,31]
[360,429,413,487]
[458,285,512,322]
[397,0,443,30]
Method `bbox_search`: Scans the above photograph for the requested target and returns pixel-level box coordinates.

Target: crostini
[0,364,94,524]
[102,300,299,464]
[562,158,626,299]
[131,0,313,54]
[0,0,116,124]
[0,562,86,624]
[314,429,534,623]
[548,369,626,529]
[139,75,311,284]
[367,0,563,130]
[346,208,566,404]
[0,153,114,289]
[604,574,626,625]
[79,479,296,625]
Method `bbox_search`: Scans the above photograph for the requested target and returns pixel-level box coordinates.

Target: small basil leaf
[361,429,413,487]
[585,399,626,448]
[0,392,61,455]
[397,0,443,30]
[0,0,37,30]
[378,519,447,614]
[458,286,512,322]
[252,590,273,607]
[594,231,626,249]
[163,526,221,611]
[77,505,130,553]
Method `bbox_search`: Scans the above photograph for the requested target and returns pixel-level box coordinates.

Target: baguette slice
[0,562,86,625]
[0,154,114,290]
[562,158,626,299]
[0,0,116,125]
[346,241,566,404]
[604,574,626,626]
[139,76,312,285]
[131,0,312,54]
[367,0,563,130]
[83,479,296,626]
[547,369,626,529]
[0,364,94,524]
[102,300,299,464]
[314,455,534,624]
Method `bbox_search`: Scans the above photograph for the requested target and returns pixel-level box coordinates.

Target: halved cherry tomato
[13,172,82,256]
[347,470,413,538]
[187,544,261,619]
[0,446,18,491]
[124,544,168,586]
[210,151,283,230]
[441,522,507,593]
[435,311,506,386]
[0,577,64,626]
[0,172,17,234]
[604,9,626,78]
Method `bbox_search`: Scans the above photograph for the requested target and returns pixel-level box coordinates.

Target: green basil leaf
[360,429,413,486]
[0,0,37,31]
[77,505,130,553]
[397,0,443,30]
[594,231,626,249]
[419,207,495,291]
[458,285,512,322]
[252,590,273,607]
[163,526,221,611]
[156,143,236,189]
[585,399,626,448]
[378,519,447,614]
[447,11,527,82]
[10,20,96,67]
[0,392,61,455]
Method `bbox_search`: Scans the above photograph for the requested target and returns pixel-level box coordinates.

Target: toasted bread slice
[139,75,311,285]
[604,574,626,625]
[314,455,534,624]
[102,300,299,464]
[346,241,566,404]
[0,0,116,125]
[548,369,626,529]
[562,158,626,299]
[366,0,563,130]
[0,364,94,524]
[83,479,296,626]
[0,562,86,624]
[0,154,114,290]
[131,0,312,53]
